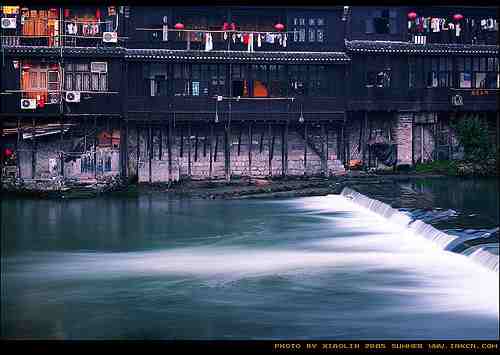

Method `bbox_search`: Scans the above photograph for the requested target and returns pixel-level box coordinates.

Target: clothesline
[212,96,295,100]
[136,27,298,35]
[63,19,113,24]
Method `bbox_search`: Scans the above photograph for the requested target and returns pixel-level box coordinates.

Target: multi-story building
[1,5,498,183]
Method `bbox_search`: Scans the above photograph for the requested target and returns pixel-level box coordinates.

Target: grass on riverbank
[415,160,459,176]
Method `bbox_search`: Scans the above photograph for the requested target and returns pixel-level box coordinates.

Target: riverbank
[1,170,491,201]
[133,172,450,200]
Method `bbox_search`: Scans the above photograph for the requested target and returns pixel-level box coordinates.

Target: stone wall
[131,122,345,183]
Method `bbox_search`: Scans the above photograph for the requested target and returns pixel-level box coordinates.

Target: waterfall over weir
[340,187,499,273]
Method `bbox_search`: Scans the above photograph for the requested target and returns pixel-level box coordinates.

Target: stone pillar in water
[394,112,414,166]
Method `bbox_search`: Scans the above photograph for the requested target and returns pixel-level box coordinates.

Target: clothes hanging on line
[205,32,213,51]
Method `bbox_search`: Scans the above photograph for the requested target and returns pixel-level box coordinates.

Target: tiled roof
[345,40,499,56]
[124,49,351,63]
[2,46,126,57]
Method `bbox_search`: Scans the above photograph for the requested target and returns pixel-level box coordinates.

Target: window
[293,16,325,43]
[424,57,451,88]
[473,57,488,88]
[367,70,391,88]
[231,64,249,97]
[485,57,499,89]
[269,64,287,97]
[408,57,416,88]
[308,28,316,42]
[457,57,472,88]
[65,61,107,92]
[252,64,269,97]
[438,57,453,88]
[366,9,398,34]
[289,65,306,95]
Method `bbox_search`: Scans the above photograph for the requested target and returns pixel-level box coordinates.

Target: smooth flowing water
[1,178,499,340]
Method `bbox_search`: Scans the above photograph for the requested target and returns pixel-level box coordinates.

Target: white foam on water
[2,194,498,318]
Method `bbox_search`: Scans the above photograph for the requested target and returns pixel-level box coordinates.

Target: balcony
[348,87,499,111]
[126,96,346,121]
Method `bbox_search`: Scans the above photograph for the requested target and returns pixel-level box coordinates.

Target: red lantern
[22,63,31,70]
[37,97,45,109]
[407,12,417,20]
[230,22,236,31]
[4,148,13,157]
[223,22,229,31]
[64,9,70,18]
[174,23,185,30]
[96,8,101,20]
[274,23,285,31]
[453,13,463,21]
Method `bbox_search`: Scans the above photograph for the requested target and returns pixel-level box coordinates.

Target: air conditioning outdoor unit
[102,32,118,43]
[91,61,108,73]
[65,91,81,103]
[1,17,17,29]
[20,98,36,109]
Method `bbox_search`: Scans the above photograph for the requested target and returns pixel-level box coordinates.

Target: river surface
[1,177,498,339]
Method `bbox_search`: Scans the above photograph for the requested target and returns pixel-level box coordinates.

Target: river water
[1,178,498,340]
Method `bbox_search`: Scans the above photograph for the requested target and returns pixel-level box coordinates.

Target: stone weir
[340,187,499,273]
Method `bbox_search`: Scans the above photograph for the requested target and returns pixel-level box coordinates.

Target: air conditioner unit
[65,91,81,103]
[20,98,36,109]
[102,32,118,43]
[1,17,17,29]
[91,61,108,73]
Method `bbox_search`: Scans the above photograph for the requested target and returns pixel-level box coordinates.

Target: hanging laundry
[223,31,227,40]
[265,32,274,44]
[232,33,236,43]
[283,33,287,47]
[162,24,168,41]
[205,32,213,51]
[257,33,261,47]
[455,23,461,37]
[278,33,282,45]
[247,33,254,52]
[243,33,249,45]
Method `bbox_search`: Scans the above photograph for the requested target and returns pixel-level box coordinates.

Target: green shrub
[452,115,492,162]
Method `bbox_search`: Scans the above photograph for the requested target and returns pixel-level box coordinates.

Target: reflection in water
[1,179,499,340]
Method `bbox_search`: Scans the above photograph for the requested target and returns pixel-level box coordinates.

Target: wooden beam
[17,118,21,180]
[136,124,140,179]
[60,116,64,177]
[188,123,192,177]
[248,122,252,177]
[268,123,273,177]
[209,123,214,178]
[362,111,368,168]
[159,124,163,160]
[304,123,307,174]
[168,117,173,182]
[32,117,36,178]
[148,121,152,183]
[94,117,97,179]
[284,122,289,176]
[321,123,327,176]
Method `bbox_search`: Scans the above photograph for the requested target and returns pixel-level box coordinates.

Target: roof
[124,49,351,63]
[345,40,499,56]
[2,46,126,58]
